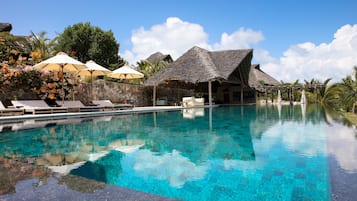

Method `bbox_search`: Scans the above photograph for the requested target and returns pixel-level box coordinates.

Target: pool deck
[0,106,188,123]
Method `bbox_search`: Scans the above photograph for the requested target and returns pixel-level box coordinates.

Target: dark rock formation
[0,23,12,32]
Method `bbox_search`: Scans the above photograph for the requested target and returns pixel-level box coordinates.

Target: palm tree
[30,31,58,61]
[322,82,345,111]
[318,78,332,102]
[340,69,357,113]
[137,60,168,80]
[304,78,331,103]
[323,66,357,113]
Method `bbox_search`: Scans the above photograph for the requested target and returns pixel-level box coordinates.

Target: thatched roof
[145,46,253,86]
[248,64,280,91]
[146,52,173,64]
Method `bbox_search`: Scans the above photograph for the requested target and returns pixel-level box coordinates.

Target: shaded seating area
[11,100,68,115]
[92,100,133,110]
[0,101,24,116]
[145,46,280,106]
[56,100,103,112]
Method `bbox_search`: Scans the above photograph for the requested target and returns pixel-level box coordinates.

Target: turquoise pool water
[0,105,333,200]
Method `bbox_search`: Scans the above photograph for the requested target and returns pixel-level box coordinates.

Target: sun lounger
[92,100,133,110]
[11,100,68,115]
[56,100,103,112]
[0,101,24,116]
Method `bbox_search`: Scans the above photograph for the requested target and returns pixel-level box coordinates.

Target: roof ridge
[192,47,223,81]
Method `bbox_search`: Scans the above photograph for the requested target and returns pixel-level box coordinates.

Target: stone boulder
[0,23,12,32]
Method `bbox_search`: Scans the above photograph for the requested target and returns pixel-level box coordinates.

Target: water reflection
[182,108,204,119]
[1,105,357,200]
[0,106,325,183]
[326,123,357,172]
[0,157,106,196]
[133,150,208,188]
[324,112,357,173]
[0,157,50,195]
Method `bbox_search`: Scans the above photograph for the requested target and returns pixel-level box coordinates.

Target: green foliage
[30,31,58,61]
[323,66,357,113]
[137,60,168,80]
[258,80,265,85]
[304,78,331,103]
[55,22,125,70]
[323,83,346,111]
[279,80,301,102]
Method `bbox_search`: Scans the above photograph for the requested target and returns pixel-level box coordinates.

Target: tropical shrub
[323,66,357,113]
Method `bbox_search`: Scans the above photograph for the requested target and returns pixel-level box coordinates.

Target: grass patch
[342,112,357,126]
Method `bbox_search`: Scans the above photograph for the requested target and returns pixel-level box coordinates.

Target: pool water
[0,105,335,200]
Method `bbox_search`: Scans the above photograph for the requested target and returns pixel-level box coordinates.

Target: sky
[2,0,357,83]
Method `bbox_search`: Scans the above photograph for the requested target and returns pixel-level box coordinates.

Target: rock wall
[76,80,151,106]
[3,79,194,106]
[75,80,194,106]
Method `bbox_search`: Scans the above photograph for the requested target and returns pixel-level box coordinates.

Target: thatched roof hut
[145,46,279,105]
[145,46,253,86]
[249,64,280,91]
[146,52,173,64]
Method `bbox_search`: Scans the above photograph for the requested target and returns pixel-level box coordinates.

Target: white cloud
[132,149,208,188]
[122,17,210,64]
[213,27,264,50]
[325,120,357,173]
[262,24,357,83]
[121,18,357,83]
[121,17,264,65]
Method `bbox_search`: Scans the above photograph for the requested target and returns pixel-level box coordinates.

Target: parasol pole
[90,70,94,100]
[61,65,65,105]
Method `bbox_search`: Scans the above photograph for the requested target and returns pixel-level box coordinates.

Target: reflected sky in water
[0,105,357,201]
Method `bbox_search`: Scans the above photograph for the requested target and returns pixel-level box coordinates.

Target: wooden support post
[208,80,212,107]
[153,85,156,106]
[240,84,244,104]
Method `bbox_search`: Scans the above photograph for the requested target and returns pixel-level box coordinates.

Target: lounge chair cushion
[92,100,133,110]
[0,101,24,116]
[11,100,67,114]
[56,101,102,112]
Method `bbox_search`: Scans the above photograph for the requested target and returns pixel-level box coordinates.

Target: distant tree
[280,80,300,103]
[55,22,125,70]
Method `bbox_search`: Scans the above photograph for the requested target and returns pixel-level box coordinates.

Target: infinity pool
[1,105,357,201]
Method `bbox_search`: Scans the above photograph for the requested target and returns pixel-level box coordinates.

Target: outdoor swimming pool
[0,105,357,201]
